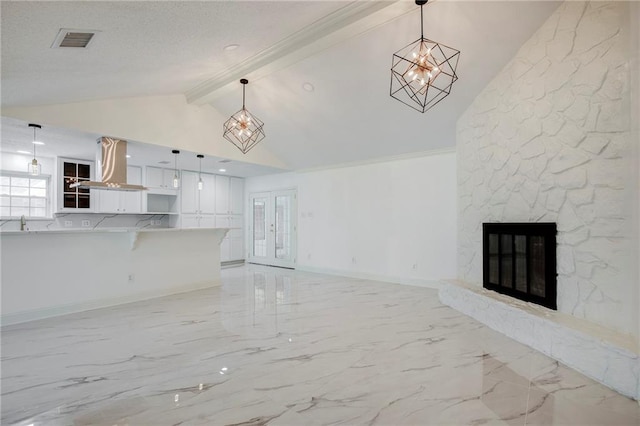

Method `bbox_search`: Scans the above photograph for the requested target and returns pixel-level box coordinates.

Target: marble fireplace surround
[439,280,639,401]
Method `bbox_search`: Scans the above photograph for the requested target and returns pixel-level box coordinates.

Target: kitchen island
[0,227,228,325]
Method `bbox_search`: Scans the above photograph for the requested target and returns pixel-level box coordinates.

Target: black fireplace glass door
[529,236,546,298]
[489,234,499,284]
[500,234,513,288]
[515,235,527,293]
[483,223,556,310]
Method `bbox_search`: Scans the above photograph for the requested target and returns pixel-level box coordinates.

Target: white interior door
[249,190,297,268]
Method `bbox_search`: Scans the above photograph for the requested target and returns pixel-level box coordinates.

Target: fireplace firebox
[483,223,557,310]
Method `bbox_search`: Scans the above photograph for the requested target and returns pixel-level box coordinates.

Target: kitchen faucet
[20,215,26,231]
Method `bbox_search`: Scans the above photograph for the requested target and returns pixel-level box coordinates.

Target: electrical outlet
[412,264,417,270]
[351,257,356,264]
[128,274,135,282]
[81,220,91,227]
[64,221,73,227]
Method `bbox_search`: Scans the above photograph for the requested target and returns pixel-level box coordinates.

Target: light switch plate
[81,220,91,227]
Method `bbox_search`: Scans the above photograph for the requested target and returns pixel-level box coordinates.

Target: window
[0,173,50,218]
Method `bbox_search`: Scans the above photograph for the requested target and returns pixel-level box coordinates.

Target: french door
[249,190,297,268]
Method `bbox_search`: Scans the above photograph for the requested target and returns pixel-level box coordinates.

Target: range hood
[70,137,146,191]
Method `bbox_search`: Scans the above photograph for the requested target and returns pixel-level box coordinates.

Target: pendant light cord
[32,126,37,159]
[420,4,424,39]
[242,84,246,110]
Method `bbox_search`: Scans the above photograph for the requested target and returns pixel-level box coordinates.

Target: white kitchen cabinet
[215,175,244,215]
[221,233,244,262]
[215,175,230,214]
[216,214,244,262]
[199,174,216,213]
[181,171,199,214]
[181,213,200,229]
[230,177,244,215]
[180,213,215,229]
[181,171,216,214]
[95,166,142,213]
[199,214,216,228]
[146,166,179,191]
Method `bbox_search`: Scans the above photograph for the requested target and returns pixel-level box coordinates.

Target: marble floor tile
[2,264,638,425]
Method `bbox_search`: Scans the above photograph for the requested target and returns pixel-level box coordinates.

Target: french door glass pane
[275,195,291,260]
[253,199,267,257]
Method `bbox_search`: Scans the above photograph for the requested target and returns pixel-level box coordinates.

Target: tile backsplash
[0,213,170,232]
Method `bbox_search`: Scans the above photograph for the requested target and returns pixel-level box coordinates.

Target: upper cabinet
[95,166,142,214]
[230,177,244,215]
[181,171,216,214]
[215,176,243,215]
[57,158,94,212]
[145,166,178,192]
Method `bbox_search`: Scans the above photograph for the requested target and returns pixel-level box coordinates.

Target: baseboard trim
[1,280,220,327]
[295,264,445,290]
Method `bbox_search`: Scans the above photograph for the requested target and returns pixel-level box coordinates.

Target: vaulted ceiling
[1,1,562,171]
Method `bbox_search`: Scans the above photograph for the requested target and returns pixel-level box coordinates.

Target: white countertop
[0,227,231,236]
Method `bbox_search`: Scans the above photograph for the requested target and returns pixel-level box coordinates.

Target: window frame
[0,171,52,219]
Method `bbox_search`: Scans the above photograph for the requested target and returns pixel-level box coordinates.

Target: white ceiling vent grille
[219,159,232,163]
[51,28,99,49]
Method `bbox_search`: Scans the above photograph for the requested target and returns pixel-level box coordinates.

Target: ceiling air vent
[219,159,232,163]
[51,28,99,49]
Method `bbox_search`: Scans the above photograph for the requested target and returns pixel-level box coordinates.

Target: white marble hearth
[2,265,639,425]
[439,281,639,401]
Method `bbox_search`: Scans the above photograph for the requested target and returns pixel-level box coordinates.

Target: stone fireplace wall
[457,1,637,336]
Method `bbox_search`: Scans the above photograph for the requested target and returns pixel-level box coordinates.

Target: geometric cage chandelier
[390,0,460,113]
[223,78,266,154]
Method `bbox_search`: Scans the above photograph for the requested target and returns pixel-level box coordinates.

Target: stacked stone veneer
[457,1,636,335]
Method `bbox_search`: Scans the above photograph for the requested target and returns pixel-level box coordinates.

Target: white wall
[457,2,637,336]
[246,150,457,285]
[0,152,55,175]
[631,0,640,348]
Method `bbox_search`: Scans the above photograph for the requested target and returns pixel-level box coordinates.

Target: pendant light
[223,78,265,154]
[197,154,204,190]
[28,123,42,176]
[172,149,180,188]
[390,0,460,113]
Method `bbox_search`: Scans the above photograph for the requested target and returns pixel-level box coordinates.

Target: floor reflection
[2,265,638,426]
